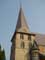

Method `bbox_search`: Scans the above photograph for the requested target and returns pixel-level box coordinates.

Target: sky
[0,0,45,60]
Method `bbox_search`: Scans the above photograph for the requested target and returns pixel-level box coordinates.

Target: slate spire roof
[16,7,29,32]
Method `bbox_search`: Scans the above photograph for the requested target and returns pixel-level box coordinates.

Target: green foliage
[0,45,6,60]
[39,53,45,60]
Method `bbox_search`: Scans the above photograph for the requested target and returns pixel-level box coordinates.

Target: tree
[0,45,6,60]
[39,53,45,60]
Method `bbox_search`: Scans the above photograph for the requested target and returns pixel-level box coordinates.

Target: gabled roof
[31,41,39,50]
[16,7,29,32]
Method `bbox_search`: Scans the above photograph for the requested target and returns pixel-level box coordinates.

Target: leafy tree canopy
[0,45,6,60]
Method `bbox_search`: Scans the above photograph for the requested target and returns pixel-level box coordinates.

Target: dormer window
[28,35,31,40]
[20,34,24,39]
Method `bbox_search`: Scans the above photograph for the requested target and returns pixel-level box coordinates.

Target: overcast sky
[0,0,45,60]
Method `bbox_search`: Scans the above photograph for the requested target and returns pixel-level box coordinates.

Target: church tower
[10,7,38,60]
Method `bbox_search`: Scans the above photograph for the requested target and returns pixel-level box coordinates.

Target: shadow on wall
[39,53,45,60]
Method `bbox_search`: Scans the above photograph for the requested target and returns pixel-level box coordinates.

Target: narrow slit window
[28,35,31,40]
[21,42,25,48]
[20,34,24,39]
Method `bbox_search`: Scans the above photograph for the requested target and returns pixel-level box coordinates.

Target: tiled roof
[35,34,45,45]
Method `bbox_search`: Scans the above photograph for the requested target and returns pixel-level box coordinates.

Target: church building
[10,7,45,60]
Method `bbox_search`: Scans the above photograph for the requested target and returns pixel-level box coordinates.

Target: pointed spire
[16,7,29,33]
